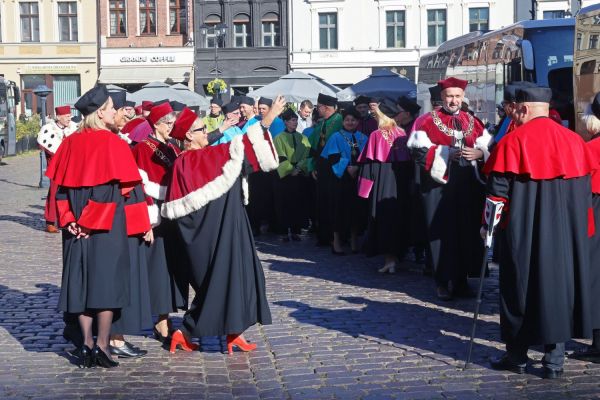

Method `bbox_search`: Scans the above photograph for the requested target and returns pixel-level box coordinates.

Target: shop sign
[22,64,78,74]
[119,55,176,63]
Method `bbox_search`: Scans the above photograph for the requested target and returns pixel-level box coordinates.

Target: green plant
[16,114,41,141]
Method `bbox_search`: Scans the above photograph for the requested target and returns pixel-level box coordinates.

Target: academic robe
[321,129,368,235]
[357,127,411,256]
[46,129,150,313]
[585,135,600,330]
[308,113,344,245]
[483,116,595,345]
[161,123,278,337]
[242,116,260,133]
[407,109,492,286]
[212,125,244,145]
[132,136,188,314]
[273,130,311,234]
[358,116,378,136]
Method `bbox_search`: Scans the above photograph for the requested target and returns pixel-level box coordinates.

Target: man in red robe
[407,77,492,300]
[484,86,595,379]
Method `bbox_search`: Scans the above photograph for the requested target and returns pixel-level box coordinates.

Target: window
[386,11,405,48]
[577,33,583,50]
[58,2,78,42]
[139,0,156,35]
[20,2,40,42]
[109,0,126,36]
[543,10,565,19]
[169,0,186,35]
[427,9,446,47]
[590,34,599,50]
[319,13,337,50]
[233,13,250,47]
[261,13,280,47]
[204,14,223,48]
[469,7,489,32]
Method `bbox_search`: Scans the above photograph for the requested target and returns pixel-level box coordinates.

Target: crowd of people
[38,77,600,379]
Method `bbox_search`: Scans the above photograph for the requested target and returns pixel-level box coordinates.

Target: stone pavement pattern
[0,152,599,400]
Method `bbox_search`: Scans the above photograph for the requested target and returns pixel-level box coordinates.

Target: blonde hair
[582,104,600,135]
[373,108,398,131]
[79,97,112,131]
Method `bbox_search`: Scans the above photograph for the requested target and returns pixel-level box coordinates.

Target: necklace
[143,138,174,168]
[431,110,474,138]
[341,131,359,157]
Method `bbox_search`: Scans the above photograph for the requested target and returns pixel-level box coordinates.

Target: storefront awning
[98,67,191,84]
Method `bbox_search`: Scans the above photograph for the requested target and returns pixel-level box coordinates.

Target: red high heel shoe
[169,330,199,353]
[226,334,257,354]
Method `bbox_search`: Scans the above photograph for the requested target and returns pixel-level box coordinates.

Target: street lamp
[200,22,228,99]
[33,84,52,188]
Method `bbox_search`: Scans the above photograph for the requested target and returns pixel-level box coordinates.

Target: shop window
[139,0,156,35]
[58,2,78,42]
[169,0,186,35]
[234,13,251,48]
[21,75,47,116]
[109,0,127,36]
[20,2,40,42]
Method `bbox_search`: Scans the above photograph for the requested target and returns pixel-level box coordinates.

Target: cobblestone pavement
[1,152,599,400]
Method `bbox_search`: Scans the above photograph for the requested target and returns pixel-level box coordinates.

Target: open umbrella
[128,81,188,105]
[336,69,417,102]
[171,83,210,109]
[248,71,340,103]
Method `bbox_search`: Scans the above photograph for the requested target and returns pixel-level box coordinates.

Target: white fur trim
[148,204,161,227]
[242,176,249,205]
[430,145,449,184]
[118,132,132,144]
[246,123,279,172]
[161,135,245,219]
[474,129,493,162]
[407,130,434,149]
[138,168,167,200]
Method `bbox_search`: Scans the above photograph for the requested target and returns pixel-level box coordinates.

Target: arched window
[261,12,280,47]
[233,13,251,47]
[204,14,222,47]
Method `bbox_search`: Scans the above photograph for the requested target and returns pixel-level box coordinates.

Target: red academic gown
[407,109,492,287]
[585,136,600,330]
[484,117,595,345]
[45,129,150,312]
[131,136,188,314]
[161,123,278,337]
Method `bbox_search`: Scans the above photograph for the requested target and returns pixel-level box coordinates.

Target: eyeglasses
[192,127,206,132]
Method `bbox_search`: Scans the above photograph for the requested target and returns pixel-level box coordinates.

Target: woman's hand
[311,170,318,180]
[143,229,154,244]
[461,147,484,161]
[67,222,79,236]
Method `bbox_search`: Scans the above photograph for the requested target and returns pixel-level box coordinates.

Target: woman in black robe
[357,100,412,273]
[161,98,283,354]
[46,86,152,368]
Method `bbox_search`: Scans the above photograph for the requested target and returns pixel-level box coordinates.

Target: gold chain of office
[143,139,174,168]
[431,110,475,137]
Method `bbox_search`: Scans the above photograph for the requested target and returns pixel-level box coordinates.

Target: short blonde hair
[79,97,112,131]
[582,104,600,135]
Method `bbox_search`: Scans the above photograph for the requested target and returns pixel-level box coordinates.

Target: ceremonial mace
[464,197,504,370]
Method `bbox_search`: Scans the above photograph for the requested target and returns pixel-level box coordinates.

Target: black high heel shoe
[92,346,119,368]
[79,345,94,368]
[153,326,169,344]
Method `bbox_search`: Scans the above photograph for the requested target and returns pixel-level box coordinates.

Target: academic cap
[74,85,110,116]
[515,87,553,104]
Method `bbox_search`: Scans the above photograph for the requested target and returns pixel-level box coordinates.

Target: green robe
[202,114,225,133]
[308,113,343,172]
[273,130,311,178]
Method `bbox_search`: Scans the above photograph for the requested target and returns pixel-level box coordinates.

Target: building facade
[193,0,288,96]
[289,0,514,87]
[515,0,599,22]
[0,0,97,117]
[98,0,195,91]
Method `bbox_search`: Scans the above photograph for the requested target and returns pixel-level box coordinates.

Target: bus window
[525,26,574,86]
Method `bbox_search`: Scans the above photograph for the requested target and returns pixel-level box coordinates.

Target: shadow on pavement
[274,296,500,369]
[0,283,81,366]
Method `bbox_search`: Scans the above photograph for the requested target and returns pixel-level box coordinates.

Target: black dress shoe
[569,346,600,363]
[79,345,94,368]
[489,355,526,374]
[542,367,563,379]
[110,342,147,358]
[93,346,119,368]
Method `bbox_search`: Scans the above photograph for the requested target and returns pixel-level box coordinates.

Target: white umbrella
[128,81,188,105]
[249,71,340,103]
[170,83,210,109]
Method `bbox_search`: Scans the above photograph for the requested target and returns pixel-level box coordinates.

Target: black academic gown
[484,117,595,345]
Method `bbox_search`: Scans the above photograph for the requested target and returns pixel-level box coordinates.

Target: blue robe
[320,129,368,178]
[212,125,244,145]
